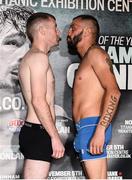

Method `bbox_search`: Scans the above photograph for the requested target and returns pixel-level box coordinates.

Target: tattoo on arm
[99,95,118,128]
[105,57,114,74]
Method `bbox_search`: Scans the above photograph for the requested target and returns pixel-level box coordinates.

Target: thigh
[23,159,50,179]
[82,158,107,179]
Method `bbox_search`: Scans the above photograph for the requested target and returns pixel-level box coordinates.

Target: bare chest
[74,63,93,85]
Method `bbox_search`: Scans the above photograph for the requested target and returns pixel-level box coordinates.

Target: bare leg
[23,159,50,179]
[82,158,107,179]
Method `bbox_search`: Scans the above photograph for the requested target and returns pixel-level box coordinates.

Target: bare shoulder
[86,45,110,64]
[87,45,114,73]
[87,45,107,60]
[27,51,48,64]
[21,51,49,68]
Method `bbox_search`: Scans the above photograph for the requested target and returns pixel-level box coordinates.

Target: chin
[55,40,59,45]
[52,43,59,48]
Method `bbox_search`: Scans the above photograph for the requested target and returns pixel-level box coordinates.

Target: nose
[57,28,61,36]
[67,28,72,37]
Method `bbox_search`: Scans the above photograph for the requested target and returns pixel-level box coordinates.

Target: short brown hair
[26,12,56,43]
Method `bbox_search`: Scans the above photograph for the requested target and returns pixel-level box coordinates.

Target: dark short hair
[73,14,100,42]
[26,12,55,43]
[0,5,33,34]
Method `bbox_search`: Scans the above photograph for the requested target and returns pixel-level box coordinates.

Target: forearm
[49,104,56,123]
[32,100,59,138]
[98,88,121,129]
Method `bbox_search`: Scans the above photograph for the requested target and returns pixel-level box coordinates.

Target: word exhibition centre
[1,0,131,12]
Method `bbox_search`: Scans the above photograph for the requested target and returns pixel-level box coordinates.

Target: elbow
[32,97,46,109]
[32,98,39,109]
[115,88,121,100]
[111,87,121,102]
[106,86,121,101]
[118,90,121,99]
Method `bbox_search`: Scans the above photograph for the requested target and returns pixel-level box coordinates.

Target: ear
[38,26,45,36]
[83,27,91,37]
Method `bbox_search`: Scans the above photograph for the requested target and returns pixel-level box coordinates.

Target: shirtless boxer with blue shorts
[67,15,121,179]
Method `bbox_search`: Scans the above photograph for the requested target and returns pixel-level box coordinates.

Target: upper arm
[29,53,49,102]
[90,49,119,91]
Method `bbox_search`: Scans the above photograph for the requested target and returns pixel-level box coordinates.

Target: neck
[77,40,97,58]
[31,41,50,54]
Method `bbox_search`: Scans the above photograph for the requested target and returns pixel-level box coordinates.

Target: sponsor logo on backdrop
[8,119,24,132]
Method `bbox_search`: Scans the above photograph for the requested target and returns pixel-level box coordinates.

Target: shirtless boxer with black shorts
[19,12,65,179]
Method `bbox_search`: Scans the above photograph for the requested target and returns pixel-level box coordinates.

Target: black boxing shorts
[19,121,53,162]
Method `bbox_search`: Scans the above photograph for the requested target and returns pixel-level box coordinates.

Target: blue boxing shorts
[74,116,112,161]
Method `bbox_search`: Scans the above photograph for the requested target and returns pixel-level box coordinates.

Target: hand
[89,126,105,155]
[51,136,65,159]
